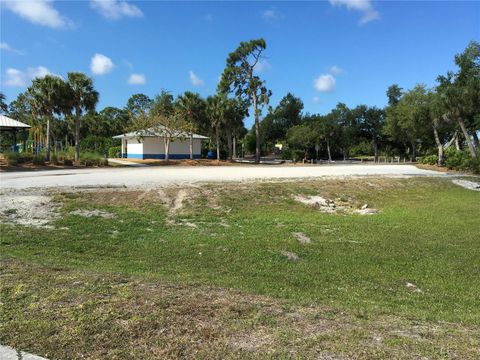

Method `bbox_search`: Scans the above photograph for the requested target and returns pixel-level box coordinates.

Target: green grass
[1,177,479,358]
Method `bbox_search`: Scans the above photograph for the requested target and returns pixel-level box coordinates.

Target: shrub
[18,153,33,164]
[79,152,108,167]
[80,135,114,156]
[444,148,480,174]
[108,146,121,158]
[33,155,45,166]
[64,159,73,166]
[4,152,19,166]
[51,155,59,165]
[419,154,438,165]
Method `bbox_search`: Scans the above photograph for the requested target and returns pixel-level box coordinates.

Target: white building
[113,127,209,160]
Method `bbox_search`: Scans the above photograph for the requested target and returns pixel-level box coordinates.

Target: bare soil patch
[452,179,480,191]
[0,191,59,228]
[69,209,116,219]
[293,232,311,244]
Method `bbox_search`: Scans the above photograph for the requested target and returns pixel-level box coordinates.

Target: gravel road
[0,164,443,190]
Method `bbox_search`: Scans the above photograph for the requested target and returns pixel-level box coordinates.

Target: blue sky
[1,1,479,127]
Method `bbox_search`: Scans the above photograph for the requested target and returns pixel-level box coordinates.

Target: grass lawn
[1,177,479,359]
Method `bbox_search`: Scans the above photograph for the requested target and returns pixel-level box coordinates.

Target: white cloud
[189,71,204,87]
[262,9,279,20]
[3,66,56,87]
[254,59,272,73]
[2,0,71,28]
[328,65,344,75]
[128,73,146,85]
[330,0,380,24]
[90,54,115,75]
[314,74,336,93]
[90,0,143,20]
[0,42,25,55]
[312,96,322,104]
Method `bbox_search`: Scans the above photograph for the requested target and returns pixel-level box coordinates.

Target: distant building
[113,126,209,159]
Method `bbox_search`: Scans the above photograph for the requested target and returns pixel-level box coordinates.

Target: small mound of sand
[452,179,480,191]
[70,209,116,219]
[293,232,311,244]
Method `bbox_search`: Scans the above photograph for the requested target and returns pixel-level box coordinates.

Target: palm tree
[223,98,247,159]
[66,72,99,162]
[176,91,205,159]
[27,75,67,161]
[206,95,226,160]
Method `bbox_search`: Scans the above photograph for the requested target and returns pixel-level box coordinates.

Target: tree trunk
[45,114,51,161]
[457,116,477,158]
[472,132,479,150]
[411,141,416,162]
[189,132,193,160]
[216,126,220,161]
[455,133,461,150]
[74,107,81,163]
[226,127,233,160]
[433,121,444,166]
[252,93,260,163]
[233,136,237,159]
[326,139,332,162]
[164,137,170,161]
[373,139,378,163]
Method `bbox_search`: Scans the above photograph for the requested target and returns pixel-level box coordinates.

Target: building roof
[113,126,209,140]
[0,115,31,130]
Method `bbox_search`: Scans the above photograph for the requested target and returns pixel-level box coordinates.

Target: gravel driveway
[0,164,443,190]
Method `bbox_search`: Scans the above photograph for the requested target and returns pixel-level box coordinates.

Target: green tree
[332,103,357,160]
[308,114,338,162]
[386,84,403,106]
[385,84,430,161]
[437,41,480,158]
[223,98,248,159]
[287,124,316,161]
[206,94,227,160]
[356,105,384,162]
[126,93,153,119]
[260,93,304,151]
[176,91,206,159]
[219,38,272,163]
[27,75,69,161]
[0,92,8,114]
[66,72,99,162]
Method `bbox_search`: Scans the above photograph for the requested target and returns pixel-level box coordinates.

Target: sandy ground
[0,164,444,190]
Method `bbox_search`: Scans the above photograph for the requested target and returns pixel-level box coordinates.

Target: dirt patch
[281,251,300,261]
[293,232,311,244]
[353,204,379,215]
[294,195,379,215]
[452,179,480,191]
[169,189,188,216]
[69,209,116,219]
[294,195,337,213]
[0,191,59,228]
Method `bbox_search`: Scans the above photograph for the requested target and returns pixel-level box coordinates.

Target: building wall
[127,136,203,159]
[126,138,143,158]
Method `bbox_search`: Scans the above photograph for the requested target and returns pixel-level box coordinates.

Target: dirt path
[0,164,444,190]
